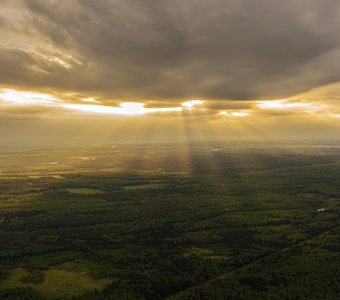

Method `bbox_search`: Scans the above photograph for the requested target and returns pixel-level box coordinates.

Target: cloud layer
[1,0,340,146]
[2,0,340,101]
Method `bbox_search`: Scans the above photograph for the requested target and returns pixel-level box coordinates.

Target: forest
[0,143,339,299]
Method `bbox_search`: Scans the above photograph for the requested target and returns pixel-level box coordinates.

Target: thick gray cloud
[1,0,340,100]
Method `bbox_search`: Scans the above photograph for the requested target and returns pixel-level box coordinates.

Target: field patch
[123,183,165,190]
[0,268,110,299]
[65,188,104,194]
[37,269,110,299]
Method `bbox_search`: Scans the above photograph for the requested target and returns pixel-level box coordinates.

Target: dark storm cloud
[2,0,340,100]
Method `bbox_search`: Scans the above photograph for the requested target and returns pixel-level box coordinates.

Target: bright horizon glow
[0,88,337,122]
[182,100,204,110]
[0,89,60,106]
[62,103,145,115]
[63,102,182,116]
[219,111,250,117]
[257,100,312,110]
[0,89,183,116]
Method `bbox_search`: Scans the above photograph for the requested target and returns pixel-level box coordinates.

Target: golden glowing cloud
[63,102,181,116]
[0,89,60,106]
[82,97,99,103]
[256,100,317,110]
[182,100,204,109]
[219,111,250,117]
[0,89,185,116]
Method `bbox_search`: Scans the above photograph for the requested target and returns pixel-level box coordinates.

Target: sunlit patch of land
[0,268,110,299]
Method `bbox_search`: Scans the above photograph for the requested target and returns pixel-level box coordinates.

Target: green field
[0,268,109,299]
[0,143,339,299]
[66,188,104,194]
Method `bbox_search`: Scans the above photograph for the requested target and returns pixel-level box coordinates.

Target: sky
[1,0,340,146]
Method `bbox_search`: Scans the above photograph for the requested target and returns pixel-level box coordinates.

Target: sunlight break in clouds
[63,102,182,116]
[219,111,250,117]
[182,100,204,110]
[256,100,318,110]
[1,0,340,145]
[0,89,60,106]
[0,89,184,116]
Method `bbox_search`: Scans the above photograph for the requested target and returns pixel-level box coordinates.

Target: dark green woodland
[0,143,339,299]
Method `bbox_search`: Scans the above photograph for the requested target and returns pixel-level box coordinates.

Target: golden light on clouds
[256,100,317,110]
[219,111,250,117]
[62,102,182,116]
[1,0,340,146]
[1,85,340,146]
[0,89,189,116]
[1,87,340,121]
[0,89,60,106]
[82,98,99,103]
[182,100,204,109]
[62,103,145,116]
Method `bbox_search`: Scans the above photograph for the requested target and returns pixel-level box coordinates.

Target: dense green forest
[0,143,339,299]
